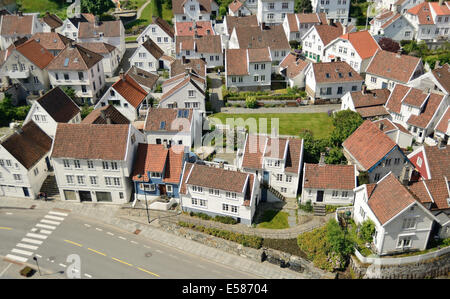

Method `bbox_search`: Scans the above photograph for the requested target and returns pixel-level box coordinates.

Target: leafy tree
[81,0,115,16]
[378,37,400,53]
[329,110,363,147]
[0,96,30,127]
[325,146,346,165]
[359,219,376,243]
[298,129,330,163]
[80,104,93,119]
[295,0,312,13]
[61,87,76,101]
[326,219,355,257]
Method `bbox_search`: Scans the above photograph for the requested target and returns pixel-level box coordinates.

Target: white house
[23,87,81,139]
[51,123,146,204]
[365,49,424,90]
[170,57,207,78]
[0,38,54,97]
[372,118,414,149]
[129,38,166,73]
[343,120,414,183]
[434,106,450,143]
[236,134,304,198]
[305,61,364,103]
[278,52,310,88]
[31,32,72,56]
[225,48,272,91]
[126,66,160,93]
[302,21,345,63]
[311,0,351,25]
[46,43,106,105]
[228,0,252,16]
[143,108,203,148]
[0,13,43,50]
[384,84,448,143]
[282,12,327,43]
[137,17,175,56]
[256,0,295,25]
[0,121,52,199]
[300,162,357,205]
[175,35,223,69]
[40,12,63,33]
[407,144,449,180]
[340,87,391,119]
[77,20,126,58]
[369,11,416,41]
[323,30,380,74]
[95,72,151,122]
[76,42,121,78]
[408,63,450,96]
[179,162,260,225]
[172,0,219,22]
[353,172,438,255]
[58,13,95,40]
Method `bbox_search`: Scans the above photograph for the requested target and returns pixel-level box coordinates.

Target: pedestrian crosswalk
[5,209,69,264]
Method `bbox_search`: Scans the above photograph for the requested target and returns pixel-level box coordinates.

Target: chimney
[439,0,444,5]
[261,22,266,30]
[400,166,410,186]
[378,121,384,131]
[319,152,326,166]
[163,140,168,149]
[438,137,446,149]
[396,49,402,58]
[362,85,367,94]
[119,68,124,80]
[328,19,334,26]
[435,60,440,70]
[206,29,211,35]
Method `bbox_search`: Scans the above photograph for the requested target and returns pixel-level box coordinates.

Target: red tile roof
[366,50,421,83]
[311,61,363,83]
[409,178,450,211]
[432,63,450,94]
[31,32,73,52]
[314,22,344,46]
[430,1,450,15]
[51,124,130,160]
[175,21,215,36]
[356,106,390,119]
[0,14,34,36]
[226,48,248,76]
[435,106,450,134]
[160,75,204,101]
[46,43,103,71]
[303,163,356,190]
[78,20,122,38]
[407,93,446,129]
[422,145,450,179]
[15,39,54,70]
[224,15,258,35]
[407,2,436,24]
[349,89,390,108]
[112,75,148,108]
[229,0,244,13]
[144,108,193,132]
[81,105,130,125]
[385,84,411,114]
[343,120,397,170]
[37,87,80,123]
[338,30,380,60]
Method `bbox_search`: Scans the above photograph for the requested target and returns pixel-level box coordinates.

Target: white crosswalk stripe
[39,229,53,235]
[5,254,28,263]
[21,238,43,245]
[49,211,68,217]
[36,223,56,230]
[11,248,33,256]
[26,233,48,240]
[44,215,64,221]
[40,219,60,225]
[16,243,39,250]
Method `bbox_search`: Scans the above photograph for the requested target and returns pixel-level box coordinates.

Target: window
[282,2,288,9]
[371,77,377,83]
[274,160,280,167]
[87,160,94,169]
[352,85,357,91]
[402,218,416,229]
[281,187,287,193]
[164,37,168,43]
[394,158,400,165]
[77,175,85,185]
[192,185,203,193]
[74,160,81,169]
[63,159,70,168]
[268,13,274,20]
[254,64,259,70]
[222,203,229,211]
[226,192,237,199]
[102,161,109,170]
[105,177,112,186]
[276,174,283,181]
[286,175,292,182]
[332,190,339,197]
[337,86,343,94]
[209,189,219,196]
[151,172,161,178]
[66,175,74,184]
[13,174,22,181]
[188,90,195,97]
[232,76,236,83]
[113,177,121,186]
[261,75,265,82]
[111,162,118,170]
[360,207,365,218]
[231,205,238,213]
[142,183,155,192]
[397,236,412,248]
[417,157,422,167]
[374,173,381,181]
[268,3,274,9]
[90,176,98,185]
[342,191,348,198]
[139,52,146,58]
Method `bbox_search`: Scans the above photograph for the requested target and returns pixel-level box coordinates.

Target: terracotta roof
[303,163,356,190]
[422,145,450,179]
[381,13,402,29]
[248,47,271,62]
[112,75,148,108]
[226,48,248,76]
[31,32,73,52]
[76,42,116,54]
[51,123,130,160]
[144,108,193,132]
[356,106,390,119]
[131,143,184,183]
[407,93,446,129]
[409,178,450,211]
[170,58,206,78]
[160,75,205,101]
[81,105,130,125]
[225,15,258,35]
[42,12,63,29]
[373,118,411,136]
[78,20,122,38]
[366,50,421,83]
[407,2,435,24]
[195,34,222,53]
[286,13,299,32]
[343,120,397,170]
[338,30,379,60]
[349,89,390,108]
[162,71,205,88]
[36,87,80,122]
[126,66,159,90]
[229,0,244,13]
[385,84,411,114]
[141,38,164,59]
[314,22,344,46]
[0,14,33,36]
[432,63,450,94]
[67,13,95,28]
[233,24,290,50]
[430,1,450,15]
[172,0,216,14]
[311,61,363,83]
[46,43,103,71]
[14,39,54,69]
[175,21,215,37]
[367,173,417,225]
[184,163,250,193]
[179,162,193,194]
[1,121,52,170]
[280,53,309,79]
[435,106,450,134]
[152,16,174,39]
[401,86,429,107]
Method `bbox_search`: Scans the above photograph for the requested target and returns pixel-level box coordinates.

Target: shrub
[298,200,313,212]
[245,96,258,108]
[214,215,238,225]
[359,219,376,243]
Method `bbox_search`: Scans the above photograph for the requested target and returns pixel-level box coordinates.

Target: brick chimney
[378,121,384,131]
[119,68,124,80]
[319,152,326,166]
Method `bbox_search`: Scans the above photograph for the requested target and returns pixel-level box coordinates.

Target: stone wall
[350,253,450,279]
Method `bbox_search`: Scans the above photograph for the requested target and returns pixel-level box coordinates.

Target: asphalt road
[0,207,259,279]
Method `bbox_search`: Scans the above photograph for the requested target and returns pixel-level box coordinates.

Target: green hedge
[178,221,263,248]
[227,95,301,101]
[188,211,238,225]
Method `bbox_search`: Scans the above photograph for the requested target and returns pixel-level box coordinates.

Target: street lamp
[32,256,41,276]
[137,174,150,223]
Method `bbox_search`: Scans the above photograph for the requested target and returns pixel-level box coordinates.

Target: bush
[298,200,313,212]
[0,96,30,127]
[359,219,376,243]
[214,215,238,225]
[245,96,258,108]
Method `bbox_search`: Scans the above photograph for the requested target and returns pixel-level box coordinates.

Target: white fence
[354,245,450,266]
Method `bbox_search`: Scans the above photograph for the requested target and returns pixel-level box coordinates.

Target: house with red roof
[353,172,438,255]
[0,38,54,97]
[179,162,260,225]
[137,17,175,56]
[407,144,449,181]
[282,12,327,43]
[408,63,450,96]
[129,38,171,73]
[323,30,380,74]
[310,0,351,25]
[172,0,219,23]
[132,143,186,201]
[228,0,251,16]
[278,52,310,88]
[369,10,415,41]
[95,72,151,122]
[343,120,414,183]
[434,106,450,144]
[175,34,223,69]
[0,13,43,50]
[340,87,391,120]
[372,118,414,149]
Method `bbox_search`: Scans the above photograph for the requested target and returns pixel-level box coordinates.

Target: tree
[325,147,346,165]
[0,96,30,127]
[329,110,363,147]
[298,129,330,163]
[80,104,93,119]
[81,0,115,16]
[295,0,312,13]
[378,37,400,53]
[326,219,355,258]
[61,87,76,101]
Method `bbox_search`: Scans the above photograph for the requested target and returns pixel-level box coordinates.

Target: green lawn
[17,0,70,18]
[209,113,334,139]
[256,210,289,229]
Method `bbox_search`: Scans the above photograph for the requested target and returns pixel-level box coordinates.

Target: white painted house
[282,12,327,43]
[0,121,52,199]
[372,118,414,149]
[353,173,437,256]
[175,35,223,69]
[408,63,450,96]
[369,11,416,41]
[180,162,260,225]
[278,52,310,88]
[256,0,295,25]
[76,42,121,78]
[0,13,43,50]
[137,17,175,56]
[228,0,252,16]
[311,0,351,25]
[129,38,166,74]
[302,21,345,63]
[58,13,95,40]
[172,0,219,22]
[340,87,391,120]
[51,123,146,204]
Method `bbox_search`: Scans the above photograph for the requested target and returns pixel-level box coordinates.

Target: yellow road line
[112,257,133,267]
[0,227,12,230]
[137,267,160,277]
[64,239,83,247]
[87,248,106,256]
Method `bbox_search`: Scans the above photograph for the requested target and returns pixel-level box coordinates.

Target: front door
[22,187,29,197]
[263,171,269,184]
[159,60,164,69]
[317,190,324,202]
[79,191,92,202]
[159,184,166,196]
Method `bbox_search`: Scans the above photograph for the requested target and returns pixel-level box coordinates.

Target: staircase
[40,175,60,199]
[262,183,286,202]
[313,204,326,216]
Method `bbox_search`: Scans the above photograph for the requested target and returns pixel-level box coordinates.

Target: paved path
[207,73,225,113]
[220,104,340,114]
[136,0,152,19]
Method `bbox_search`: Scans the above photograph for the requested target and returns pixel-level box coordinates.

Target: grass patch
[125,35,138,42]
[17,0,70,19]
[209,112,334,139]
[256,210,289,229]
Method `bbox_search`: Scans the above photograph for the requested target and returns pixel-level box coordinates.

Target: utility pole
[32,256,41,276]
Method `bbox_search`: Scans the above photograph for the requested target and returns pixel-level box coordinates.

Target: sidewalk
[0,197,332,279]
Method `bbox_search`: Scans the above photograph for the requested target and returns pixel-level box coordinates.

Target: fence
[354,245,450,266]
